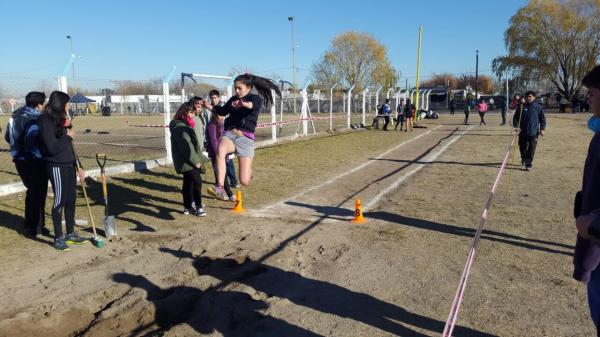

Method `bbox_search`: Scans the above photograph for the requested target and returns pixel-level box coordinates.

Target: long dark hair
[173,102,194,122]
[234,74,281,108]
[43,91,70,136]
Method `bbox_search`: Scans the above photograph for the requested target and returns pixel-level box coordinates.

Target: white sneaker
[195,208,207,217]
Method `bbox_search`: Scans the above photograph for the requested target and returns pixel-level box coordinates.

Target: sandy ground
[0,113,594,336]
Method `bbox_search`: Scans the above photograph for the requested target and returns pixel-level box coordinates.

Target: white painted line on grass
[257,125,443,213]
[364,125,474,212]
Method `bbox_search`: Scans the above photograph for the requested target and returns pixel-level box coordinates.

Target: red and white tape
[126,114,349,129]
[442,133,518,337]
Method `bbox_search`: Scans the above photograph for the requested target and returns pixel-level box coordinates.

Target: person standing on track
[463,99,471,125]
[208,89,239,188]
[572,65,600,335]
[404,99,414,132]
[500,97,507,126]
[394,102,405,131]
[4,92,50,239]
[476,98,488,125]
[38,91,87,251]
[449,98,455,115]
[512,91,546,171]
[381,98,391,131]
[202,74,281,200]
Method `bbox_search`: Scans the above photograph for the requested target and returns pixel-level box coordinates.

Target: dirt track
[0,113,594,336]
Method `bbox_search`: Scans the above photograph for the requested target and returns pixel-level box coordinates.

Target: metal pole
[271,90,277,141]
[475,50,479,100]
[288,16,297,115]
[163,66,176,165]
[415,26,423,121]
[347,85,355,128]
[67,35,75,83]
[362,88,368,126]
[330,83,338,131]
[505,75,509,111]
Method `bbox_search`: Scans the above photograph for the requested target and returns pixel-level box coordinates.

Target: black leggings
[47,165,76,238]
[182,168,203,209]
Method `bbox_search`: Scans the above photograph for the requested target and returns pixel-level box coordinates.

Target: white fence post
[57,54,76,93]
[301,82,310,136]
[375,86,382,115]
[271,90,277,141]
[347,85,355,128]
[329,83,338,131]
[163,66,176,165]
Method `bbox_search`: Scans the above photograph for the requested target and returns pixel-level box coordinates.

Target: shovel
[73,150,104,248]
[96,153,117,237]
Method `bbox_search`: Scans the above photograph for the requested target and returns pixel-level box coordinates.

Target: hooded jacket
[513,101,546,136]
[573,132,600,282]
[169,119,208,174]
[4,106,44,161]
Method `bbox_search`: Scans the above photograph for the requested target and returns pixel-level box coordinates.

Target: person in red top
[476,99,488,125]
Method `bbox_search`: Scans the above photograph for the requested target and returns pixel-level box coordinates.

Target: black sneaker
[54,237,70,252]
[65,232,88,245]
[183,208,195,215]
[525,166,531,171]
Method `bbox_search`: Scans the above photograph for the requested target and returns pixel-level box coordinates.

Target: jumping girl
[202,74,281,200]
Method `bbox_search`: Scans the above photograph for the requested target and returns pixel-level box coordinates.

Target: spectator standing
[4,92,49,238]
[512,91,546,171]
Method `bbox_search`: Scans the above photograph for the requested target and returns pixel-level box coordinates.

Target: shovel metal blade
[103,216,117,237]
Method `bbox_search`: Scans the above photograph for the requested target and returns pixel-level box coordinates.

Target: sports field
[0,112,355,184]
[0,113,593,336]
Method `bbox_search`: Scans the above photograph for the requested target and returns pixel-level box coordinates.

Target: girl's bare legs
[237,156,253,186]
[216,138,235,188]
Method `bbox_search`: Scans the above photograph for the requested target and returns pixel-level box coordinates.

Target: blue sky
[0,0,526,87]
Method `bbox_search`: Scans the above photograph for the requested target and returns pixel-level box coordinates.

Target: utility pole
[288,16,297,114]
[475,50,479,100]
[67,35,75,91]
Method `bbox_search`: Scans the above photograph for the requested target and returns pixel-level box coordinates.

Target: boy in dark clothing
[4,92,49,238]
[512,91,546,170]
[381,99,391,131]
[500,98,507,126]
[394,103,405,131]
[573,65,600,333]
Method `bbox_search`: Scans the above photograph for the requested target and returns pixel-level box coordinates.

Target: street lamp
[288,16,297,114]
[475,50,479,100]
[66,35,75,83]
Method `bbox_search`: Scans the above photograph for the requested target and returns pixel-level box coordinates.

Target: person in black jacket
[512,91,546,171]
[38,91,87,251]
[202,74,281,200]
[573,65,600,334]
[4,92,49,238]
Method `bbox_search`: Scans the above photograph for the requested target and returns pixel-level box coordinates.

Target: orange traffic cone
[232,190,245,213]
[352,198,366,223]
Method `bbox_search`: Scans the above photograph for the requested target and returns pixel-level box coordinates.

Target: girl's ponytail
[235,74,282,108]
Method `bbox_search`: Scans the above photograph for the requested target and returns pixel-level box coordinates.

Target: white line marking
[257,125,443,213]
[364,125,474,211]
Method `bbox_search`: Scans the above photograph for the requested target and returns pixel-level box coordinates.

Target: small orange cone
[352,198,366,223]
[232,190,245,213]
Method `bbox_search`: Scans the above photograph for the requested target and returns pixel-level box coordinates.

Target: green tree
[493,0,600,98]
[310,31,397,91]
